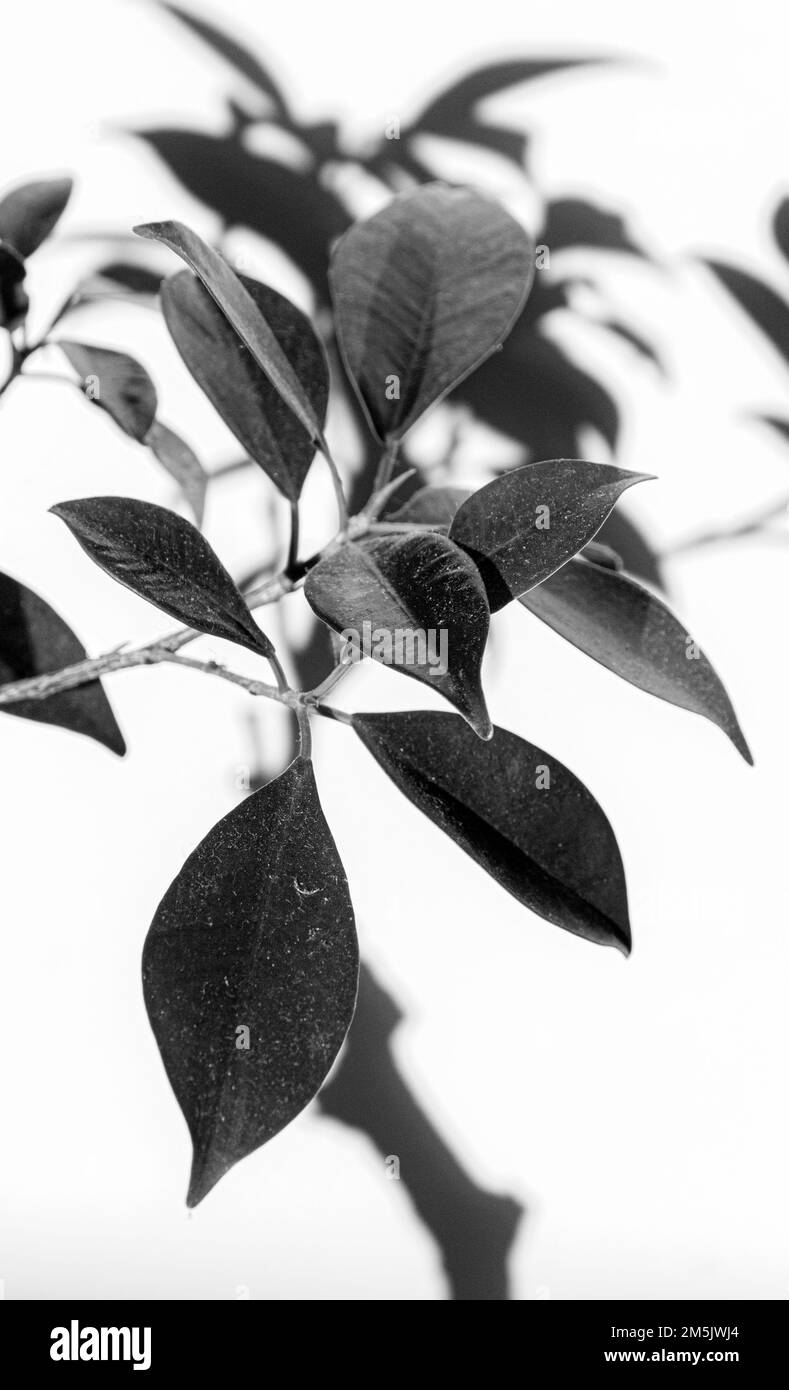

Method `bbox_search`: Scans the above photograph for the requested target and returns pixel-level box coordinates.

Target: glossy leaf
[353,710,630,952]
[330,184,534,441]
[0,571,125,755]
[161,270,328,500]
[50,497,273,658]
[146,421,208,525]
[134,220,326,448]
[305,531,492,737]
[449,459,651,610]
[705,260,789,367]
[57,341,158,442]
[143,756,359,1206]
[0,177,72,258]
[522,558,752,762]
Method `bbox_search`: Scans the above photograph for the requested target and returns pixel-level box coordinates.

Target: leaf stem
[373,439,399,495]
[287,498,300,572]
[322,443,349,534]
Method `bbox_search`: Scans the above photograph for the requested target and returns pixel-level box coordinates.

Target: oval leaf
[353,710,630,952]
[0,571,125,755]
[143,756,359,1206]
[521,558,752,763]
[57,341,158,442]
[0,177,72,258]
[330,184,534,441]
[449,459,652,611]
[134,219,326,449]
[161,270,328,500]
[50,497,273,658]
[146,421,208,525]
[305,532,492,737]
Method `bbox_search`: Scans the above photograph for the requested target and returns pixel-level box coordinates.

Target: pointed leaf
[161,270,328,500]
[412,59,609,133]
[449,459,651,610]
[162,4,291,118]
[0,177,72,258]
[773,199,789,265]
[704,260,789,367]
[57,341,158,442]
[143,756,359,1206]
[353,710,630,953]
[50,497,273,658]
[329,184,534,441]
[134,220,326,449]
[146,421,208,525]
[0,571,125,755]
[522,558,752,762]
[305,531,491,737]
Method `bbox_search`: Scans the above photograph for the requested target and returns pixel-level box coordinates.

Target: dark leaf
[599,318,664,369]
[135,220,326,449]
[412,59,607,134]
[305,531,492,737]
[0,242,28,329]
[0,177,72,258]
[330,184,534,441]
[704,260,789,368]
[773,198,789,265]
[542,198,646,257]
[521,558,752,762]
[86,261,164,296]
[146,421,208,525]
[161,270,328,500]
[50,497,273,658]
[0,571,125,755]
[131,129,348,297]
[57,341,158,442]
[449,458,651,610]
[161,3,290,119]
[593,509,663,589]
[455,325,620,455]
[353,710,630,952]
[143,755,359,1206]
[387,485,470,526]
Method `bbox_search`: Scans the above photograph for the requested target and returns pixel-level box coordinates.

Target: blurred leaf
[57,341,158,442]
[161,269,328,500]
[161,3,290,119]
[449,459,650,610]
[599,317,664,369]
[146,421,208,525]
[86,261,164,296]
[387,485,470,526]
[455,325,620,455]
[353,709,630,952]
[0,177,72,258]
[132,128,348,295]
[51,497,273,658]
[143,755,359,1206]
[593,509,663,589]
[305,532,492,737]
[522,558,752,762]
[773,198,789,265]
[330,184,534,441]
[135,220,326,449]
[705,260,789,367]
[0,242,28,329]
[412,59,607,135]
[542,198,645,256]
[579,538,623,571]
[0,571,125,755]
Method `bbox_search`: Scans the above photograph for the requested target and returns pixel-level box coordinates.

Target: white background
[0,0,787,1299]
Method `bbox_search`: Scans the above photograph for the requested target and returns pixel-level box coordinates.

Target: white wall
[0,0,787,1299]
